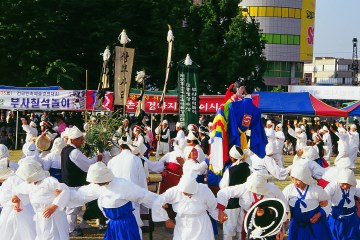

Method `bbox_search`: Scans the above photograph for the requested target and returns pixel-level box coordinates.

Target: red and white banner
[126,93,224,114]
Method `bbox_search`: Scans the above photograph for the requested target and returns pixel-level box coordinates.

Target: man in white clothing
[155,120,170,160]
[21,119,38,143]
[274,123,285,167]
[348,124,359,168]
[107,141,147,230]
[170,122,185,149]
[321,125,332,165]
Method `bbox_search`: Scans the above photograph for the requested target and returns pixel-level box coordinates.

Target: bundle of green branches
[82,114,122,157]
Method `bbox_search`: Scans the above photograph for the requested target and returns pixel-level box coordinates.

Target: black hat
[244,198,286,239]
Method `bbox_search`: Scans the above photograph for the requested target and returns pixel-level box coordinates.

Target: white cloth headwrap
[68,126,83,139]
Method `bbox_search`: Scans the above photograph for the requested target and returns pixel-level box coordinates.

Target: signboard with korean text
[300,0,316,61]
[126,93,223,114]
[0,89,86,110]
[178,60,199,126]
[114,47,135,105]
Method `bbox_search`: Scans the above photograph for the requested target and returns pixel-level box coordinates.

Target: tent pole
[15,110,19,150]
[346,117,349,129]
[281,114,284,125]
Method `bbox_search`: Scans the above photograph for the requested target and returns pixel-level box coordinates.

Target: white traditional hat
[61,127,71,139]
[300,125,306,131]
[0,144,9,159]
[22,142,39,157]
[302,146,319,161]
[16,160,49,183]
[184,146,196,159]
[295,127,302,133]
[337,168,357,186]
[266,120,273,126]
[265,143,275,156]
[86,162,114,184]
[290,165,313,185]
[177,171,199,194]
[229,145,243,160]
[29,121,37,128]
[68,126,83,139]
[51,138,67,154]
[246,172,271,195]
[350,124,357,129]
[176,122,183,128]
[187,124,198,132]
[162,119,168,125]
[314,117,320,121]
[334,157,352,169]
[276,123,283,129]
[186,131,199,141]
[322,125,329,131]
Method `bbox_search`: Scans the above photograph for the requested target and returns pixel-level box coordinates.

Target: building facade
[304,57,360,85]
[240,0,316,87]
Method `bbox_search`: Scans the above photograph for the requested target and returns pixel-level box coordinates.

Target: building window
[261,34,300,45]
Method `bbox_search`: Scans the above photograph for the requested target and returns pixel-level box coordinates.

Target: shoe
[78,220,92,229]
[98,224,107,232]
[69,229,83,237]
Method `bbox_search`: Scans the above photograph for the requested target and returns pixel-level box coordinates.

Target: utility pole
[351,38,359,86]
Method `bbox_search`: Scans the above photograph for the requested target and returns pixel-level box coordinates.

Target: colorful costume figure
[228,96,268,159]
[324,168,360,240]
[152,172,219,240]
[283,166,331,240]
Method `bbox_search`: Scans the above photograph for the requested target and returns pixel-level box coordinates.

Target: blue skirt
[289,206,332,240]
[103,201,141,240]
[328,206,360,240]
[49,168,62,182]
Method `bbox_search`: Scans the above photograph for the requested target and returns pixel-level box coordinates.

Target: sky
[314,0,360,58]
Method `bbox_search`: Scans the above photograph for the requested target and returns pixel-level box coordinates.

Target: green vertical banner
[178,56,199,127]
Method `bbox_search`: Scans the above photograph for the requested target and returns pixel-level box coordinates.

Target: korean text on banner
[114,47,134,105]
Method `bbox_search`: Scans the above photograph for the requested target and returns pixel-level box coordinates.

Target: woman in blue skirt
[69,162,157,240]
[283,165,332,240]
[325,168,360,240]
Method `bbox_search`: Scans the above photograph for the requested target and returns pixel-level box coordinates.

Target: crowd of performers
[0,82,359,240]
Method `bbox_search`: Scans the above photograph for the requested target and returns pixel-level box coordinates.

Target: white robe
[296,132,307,150]
[108,149,147,227]
[348,131,359,167]
[0,175,36,240]
[152,184,218,240]
[15,177,70,240]
[250,154,289,180]
[322,132,332,163]
[22,124,38,142]
[282,183,330,215]
[69,178,157,239]
[43,152,61,170]
[334,132,350,164]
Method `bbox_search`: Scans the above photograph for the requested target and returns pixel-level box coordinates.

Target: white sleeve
[155,126,161,135]
[316,185,331,216]
[203,186,219,220]
[307,161,325,180]
[42,154,52,171]
[22,124,32,134]
[51,181,70,210]
[69,148,97,172]
[217,184,245,208]
[143,157,165,173]
[120,179,157,208]
[264,156,289,180]
[219,169,230,189]
[68,183,103,208]
[151,187,178,222]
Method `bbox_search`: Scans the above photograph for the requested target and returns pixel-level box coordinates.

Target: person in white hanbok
[171,122,186,149]
[22,119,38,142]
[69,162,157,240]
[348,124,359,168]
[295,127,307,151]
[282,165,331,240]
[0,159,36,240]
[274,123,285,167]
[217,172,287,240]
[331,127,350,166]
[12,160,70,240]
[107,141,147,230]
[250,142,289,180]
[324,168,360,239]
[182,145,208,176]
[152,171,219,240]
[43,138,67,181]
[320,126,332,165]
